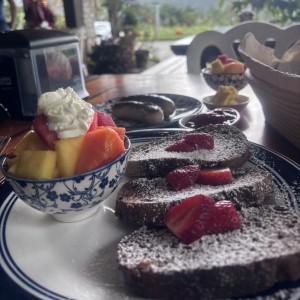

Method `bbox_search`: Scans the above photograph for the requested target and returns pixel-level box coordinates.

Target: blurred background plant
[88,1,137,74]
[219,0,300,24]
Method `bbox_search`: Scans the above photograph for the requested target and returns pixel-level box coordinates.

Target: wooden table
[0,73,299,166]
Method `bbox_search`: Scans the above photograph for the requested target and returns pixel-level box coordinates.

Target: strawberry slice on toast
[165,139,196,152]
[165,165,201,191]
[184,133,214,149]
[164,195,216,244]
[196,167,233,185]
[164,195,241,244]
[215,200,241,232]
[166,133,214,152]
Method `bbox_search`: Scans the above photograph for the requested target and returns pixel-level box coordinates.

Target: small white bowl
[203,95,250,111]
[179,108,240,129]
[0,137,131,223]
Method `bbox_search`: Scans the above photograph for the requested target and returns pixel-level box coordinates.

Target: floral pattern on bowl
[202,68,247,91]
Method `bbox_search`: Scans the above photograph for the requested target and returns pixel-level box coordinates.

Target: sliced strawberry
[88,112,99,132]
[164,195,241,244]
[165,133,214,152]
[217,54,236,65]
[196,167,233,185]
[184,133,214,150]
[215,200,241,232]
[166,165,201,191]
[165,139,196,152]
[96,111,116,127]
[164,195,216,244]
[217,54,228,64]
[32,114,58,150]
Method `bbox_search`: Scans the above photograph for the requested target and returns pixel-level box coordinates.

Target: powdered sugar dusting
[117,205,300,298]
[127,124,250,177]
[115,167,275,226]
[118,205,300,268]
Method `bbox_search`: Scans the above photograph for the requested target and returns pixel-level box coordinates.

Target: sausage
[120,94,176,118]
[112,101,164,124]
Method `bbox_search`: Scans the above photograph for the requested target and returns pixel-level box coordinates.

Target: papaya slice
[76,127,125,174]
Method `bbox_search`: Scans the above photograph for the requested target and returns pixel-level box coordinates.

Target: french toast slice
[116,124,297,299]
[115,167,275,226]
[117,204,300,299]
[126,124,251,178]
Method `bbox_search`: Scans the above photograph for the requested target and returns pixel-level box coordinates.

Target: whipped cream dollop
[37,87,94,139]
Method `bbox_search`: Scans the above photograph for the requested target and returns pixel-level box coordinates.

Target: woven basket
[246,70,300,149]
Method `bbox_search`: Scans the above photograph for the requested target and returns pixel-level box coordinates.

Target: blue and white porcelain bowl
[202,68,247,91]
[0,136,131,223]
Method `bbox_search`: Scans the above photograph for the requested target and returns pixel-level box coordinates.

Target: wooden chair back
[186,21,300,73]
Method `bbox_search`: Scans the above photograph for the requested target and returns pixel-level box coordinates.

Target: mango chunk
[13,130,49,156]
[211,85,239,105]
[55,135,84,177]
[15,150,57,180]
[210,59,225,74]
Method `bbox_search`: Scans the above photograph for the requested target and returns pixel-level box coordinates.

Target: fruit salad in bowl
[202,54,247,90]
[0,87,131,222]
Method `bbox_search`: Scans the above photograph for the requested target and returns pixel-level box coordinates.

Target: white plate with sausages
[93,93,203,130]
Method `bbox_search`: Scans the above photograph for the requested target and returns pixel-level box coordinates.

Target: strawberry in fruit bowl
[0,87,131,222]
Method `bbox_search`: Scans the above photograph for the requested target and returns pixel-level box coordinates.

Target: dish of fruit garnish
[202,54,247,90]
[179,107,240,129]
[203,85,250,110]
[1,128,300,300]
[207,54,246,74]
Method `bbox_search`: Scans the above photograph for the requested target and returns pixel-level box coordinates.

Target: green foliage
[131,2,234,39]
[122,9,138,27]
[200,5,236,26]
[221,0,300,24]
[95,0,254,41]
[160,4,200,26]
[4,2,24,29]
